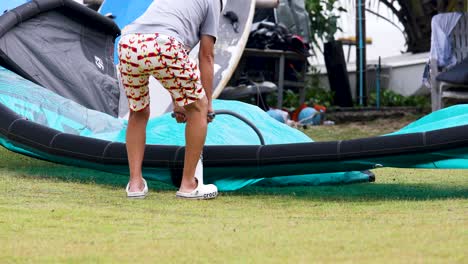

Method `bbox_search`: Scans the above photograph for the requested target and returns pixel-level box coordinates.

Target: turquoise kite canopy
[1,66,468,190]
[0,1,466,191]
[0,67,371,190]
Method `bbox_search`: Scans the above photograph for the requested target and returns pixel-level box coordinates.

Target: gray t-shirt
[123,0,220,50]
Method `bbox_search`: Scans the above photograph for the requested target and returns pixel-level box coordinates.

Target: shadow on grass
[0,147,176,191]
[1,149,467,201]
[0,156,176,191]
[5,163,468,202]
[232,182,468,202]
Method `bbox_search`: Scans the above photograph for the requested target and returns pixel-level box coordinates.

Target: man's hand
[208,103,215,123]
[172,102,215,123]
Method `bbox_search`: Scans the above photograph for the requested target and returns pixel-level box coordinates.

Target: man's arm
[199,35,215,105]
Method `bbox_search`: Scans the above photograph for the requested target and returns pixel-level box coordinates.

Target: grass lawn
[1,115,467,263]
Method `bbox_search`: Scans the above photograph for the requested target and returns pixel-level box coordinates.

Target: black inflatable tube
[1,101,468,169]
[215,110,266,145]
[173,110,266,145]
[0,0,121,85]
[0,0,120,39]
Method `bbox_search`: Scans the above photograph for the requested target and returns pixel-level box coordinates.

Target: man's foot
[126,178,148,198]
[176,156,217,199]
[176,182,218,200]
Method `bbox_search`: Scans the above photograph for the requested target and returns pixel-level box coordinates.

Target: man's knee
[184,96,208,113]
[129,106,150,121]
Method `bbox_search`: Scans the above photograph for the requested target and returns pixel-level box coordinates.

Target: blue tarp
[99,0,154,63]
[0,0,29,13]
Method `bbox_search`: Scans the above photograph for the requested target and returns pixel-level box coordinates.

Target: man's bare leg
[126,106,150,192]
[179,96,208,192]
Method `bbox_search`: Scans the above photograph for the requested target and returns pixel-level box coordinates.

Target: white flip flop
[126,178,148,199]
[176,157,218,200]
[176,183,218,200]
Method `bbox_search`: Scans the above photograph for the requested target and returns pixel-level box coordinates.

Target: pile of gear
[246,21,310,56]
[267,103,331,128]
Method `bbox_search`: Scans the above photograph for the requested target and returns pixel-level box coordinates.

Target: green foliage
[368,89,430,108]
[302,0,345,108]
[266,89,299,111]
[266,87,334,111]
[306,0,346,51]
[304,67,335,107]
[305,87,335,107]
[283,89,300,110]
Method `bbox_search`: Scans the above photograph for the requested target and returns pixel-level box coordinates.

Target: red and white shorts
[118,33,205,112]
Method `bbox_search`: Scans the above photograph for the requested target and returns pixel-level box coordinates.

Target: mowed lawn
[1,115,467,263]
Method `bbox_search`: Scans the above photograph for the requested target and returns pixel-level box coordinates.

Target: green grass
[1,116,467,263]
[302,114,422,141]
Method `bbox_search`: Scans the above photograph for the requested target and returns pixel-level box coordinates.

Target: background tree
[352,0,466,53]
[306,0,466,54]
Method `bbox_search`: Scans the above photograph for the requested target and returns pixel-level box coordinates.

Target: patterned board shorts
[118,33,205,112]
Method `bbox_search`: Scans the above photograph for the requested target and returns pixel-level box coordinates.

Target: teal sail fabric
[1,67,467,189]
[0,67,372,190]
[1,67,467,190]
[390,105,468,134]
[0,68,125,140]
[387,105,468,170]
